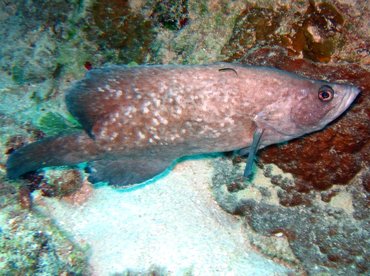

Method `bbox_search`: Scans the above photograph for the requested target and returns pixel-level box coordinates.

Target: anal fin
[87,157,173,186]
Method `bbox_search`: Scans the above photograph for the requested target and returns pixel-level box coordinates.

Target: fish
[6,63,360,186]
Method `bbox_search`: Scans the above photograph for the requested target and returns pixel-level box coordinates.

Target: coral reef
[85,0,156,64]
[222,1,370,64]
[41,169,84,198]
[150,0,189,31]
[0,0,82,85]
[211,157,369,275]
[0,179,88,274]
[0,0,368,274]
[18,185,32,210]
[0,178,17,208]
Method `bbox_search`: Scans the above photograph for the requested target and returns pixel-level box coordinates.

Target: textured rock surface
[0,176,88,274]
[86,0,156,64]
[222,1,370,65]
[211,157,369,275]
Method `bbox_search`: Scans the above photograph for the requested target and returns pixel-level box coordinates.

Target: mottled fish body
[6,63,360,185]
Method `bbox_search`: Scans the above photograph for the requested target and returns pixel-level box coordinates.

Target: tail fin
[6,131,98,179]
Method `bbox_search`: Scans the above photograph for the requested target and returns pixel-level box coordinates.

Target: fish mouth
[331,86,360,121]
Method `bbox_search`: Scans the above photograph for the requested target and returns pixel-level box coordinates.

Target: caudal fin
[6,131,98,179]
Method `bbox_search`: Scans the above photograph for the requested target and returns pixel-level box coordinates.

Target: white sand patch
[329,191,354,215]
[34,158,291,275]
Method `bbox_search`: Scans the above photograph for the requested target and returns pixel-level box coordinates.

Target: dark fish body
[6,63,360,185]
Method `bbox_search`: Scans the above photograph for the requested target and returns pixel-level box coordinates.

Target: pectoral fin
[243,128,264,179]
[87,157,173,186]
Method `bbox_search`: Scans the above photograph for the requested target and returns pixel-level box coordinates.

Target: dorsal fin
[65,66,132,137]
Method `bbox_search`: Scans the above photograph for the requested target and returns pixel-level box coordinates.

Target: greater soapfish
[6,63,360,186]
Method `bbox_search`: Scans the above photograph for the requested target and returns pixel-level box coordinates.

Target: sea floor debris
[32,159,292,275]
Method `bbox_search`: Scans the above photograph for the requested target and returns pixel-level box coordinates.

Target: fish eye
[318,85,334,102]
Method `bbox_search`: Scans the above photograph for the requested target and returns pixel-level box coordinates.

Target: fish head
[290,81,360,133]
[255,79,360,145]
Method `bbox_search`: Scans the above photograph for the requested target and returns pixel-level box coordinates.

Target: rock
[211,156,369,275]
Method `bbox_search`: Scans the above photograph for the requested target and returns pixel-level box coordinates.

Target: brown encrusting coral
[18,185,32,210]
[222,1,369,64]
[212,156,370,275]
[41,169,83,198]
[86,0,156,64]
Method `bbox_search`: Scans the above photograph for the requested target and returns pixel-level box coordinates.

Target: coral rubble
[212,157,369,275]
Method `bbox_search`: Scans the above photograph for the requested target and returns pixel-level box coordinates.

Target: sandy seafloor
[33,158,292,275]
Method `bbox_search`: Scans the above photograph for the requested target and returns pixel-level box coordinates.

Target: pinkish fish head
[255,80,360,145]
[290,82,360,132]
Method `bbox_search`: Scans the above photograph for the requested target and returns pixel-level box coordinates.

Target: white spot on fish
[110,132,118,140]
[138,131,145,140]
[175,108,182,115]
[225,117,234,124]
[99,128,107,137]
[160,117,168,125]
[154,99,161,107]
[152,118,159,126]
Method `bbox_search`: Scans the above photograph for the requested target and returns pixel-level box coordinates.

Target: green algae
[11,65,26,85]
[36,112,82,136]
[150,0,189,31]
